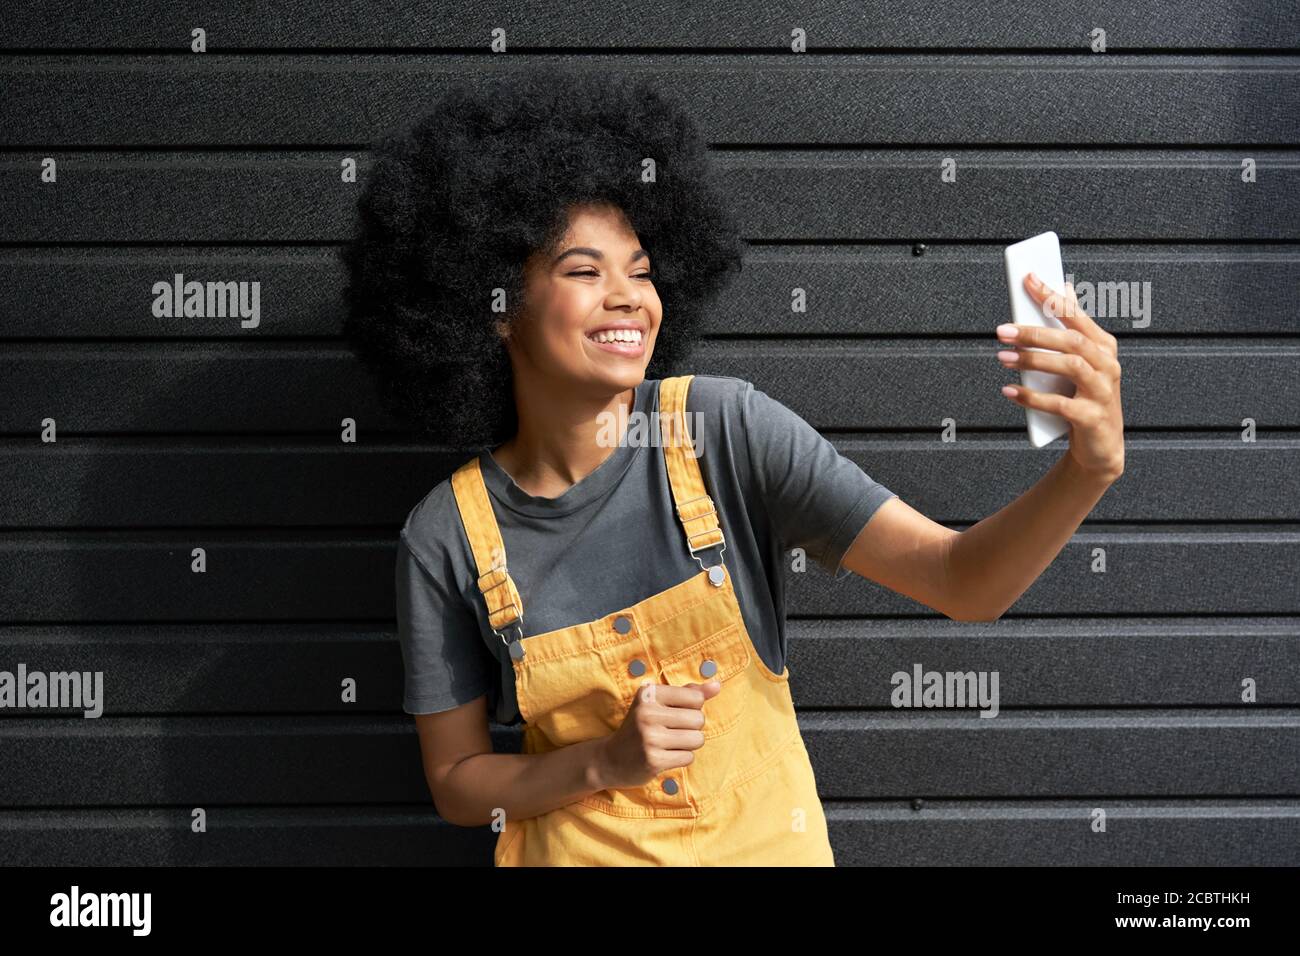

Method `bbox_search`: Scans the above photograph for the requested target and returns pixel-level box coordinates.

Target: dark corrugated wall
[0,2,1297,865]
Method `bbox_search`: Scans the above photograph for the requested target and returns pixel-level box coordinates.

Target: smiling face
[500,202,662,397]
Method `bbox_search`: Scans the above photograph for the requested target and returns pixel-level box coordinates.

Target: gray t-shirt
[396,374,898,725]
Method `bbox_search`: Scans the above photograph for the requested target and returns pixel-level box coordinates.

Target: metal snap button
[613,615,632,634]
[628,659,647,677]
[662,778,679,795]
[699,659,718,678]
[708,565,726,587]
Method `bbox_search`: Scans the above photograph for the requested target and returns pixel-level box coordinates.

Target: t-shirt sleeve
[739,380,898,580]
[395,530,495,715]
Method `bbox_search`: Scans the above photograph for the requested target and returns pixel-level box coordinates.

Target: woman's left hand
[996,273,1126,481]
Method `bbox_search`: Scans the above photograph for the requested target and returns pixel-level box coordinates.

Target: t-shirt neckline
[479,377,659,518]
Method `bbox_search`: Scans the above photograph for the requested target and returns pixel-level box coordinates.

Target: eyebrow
[552,247,649,267]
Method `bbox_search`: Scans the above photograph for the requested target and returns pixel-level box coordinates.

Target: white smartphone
[1003,231,1075,448]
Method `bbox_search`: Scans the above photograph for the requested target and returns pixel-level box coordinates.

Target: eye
[567,269,654,280]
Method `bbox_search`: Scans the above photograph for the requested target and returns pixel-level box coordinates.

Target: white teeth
[587,329,643,345]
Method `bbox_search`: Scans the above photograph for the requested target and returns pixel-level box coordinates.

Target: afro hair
[340,65,746,450]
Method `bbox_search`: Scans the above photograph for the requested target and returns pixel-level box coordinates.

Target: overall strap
[658,375,726,562]
[450,456,524,640]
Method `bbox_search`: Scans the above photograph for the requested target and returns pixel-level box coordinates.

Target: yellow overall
[449,374,836,866]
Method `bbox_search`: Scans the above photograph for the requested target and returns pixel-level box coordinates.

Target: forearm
[946,452,1120,620]
[434,736,610,827]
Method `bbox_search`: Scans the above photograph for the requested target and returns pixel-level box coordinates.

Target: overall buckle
[478,566,524,652]
[675,494,727,554]
[494,619,525,661]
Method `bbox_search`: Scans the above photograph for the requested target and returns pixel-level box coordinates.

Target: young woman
[342,68,1125,866]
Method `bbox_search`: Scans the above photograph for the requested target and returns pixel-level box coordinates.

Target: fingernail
[997,350,1018,362]
[996,323,1019,339]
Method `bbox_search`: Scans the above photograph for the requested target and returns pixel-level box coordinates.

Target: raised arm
[839,496,966,619]
[841,458,1118,621]
[842,272,1124,621]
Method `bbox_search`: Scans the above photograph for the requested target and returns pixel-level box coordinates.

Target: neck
[494,371,637,499]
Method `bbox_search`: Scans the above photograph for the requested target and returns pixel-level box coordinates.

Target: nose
[604,295,643,319]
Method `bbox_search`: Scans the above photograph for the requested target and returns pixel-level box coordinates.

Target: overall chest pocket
[513,645,629,748]
[657,621,751,738]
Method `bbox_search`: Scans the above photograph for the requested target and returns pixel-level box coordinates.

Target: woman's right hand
[593,680,722,790]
